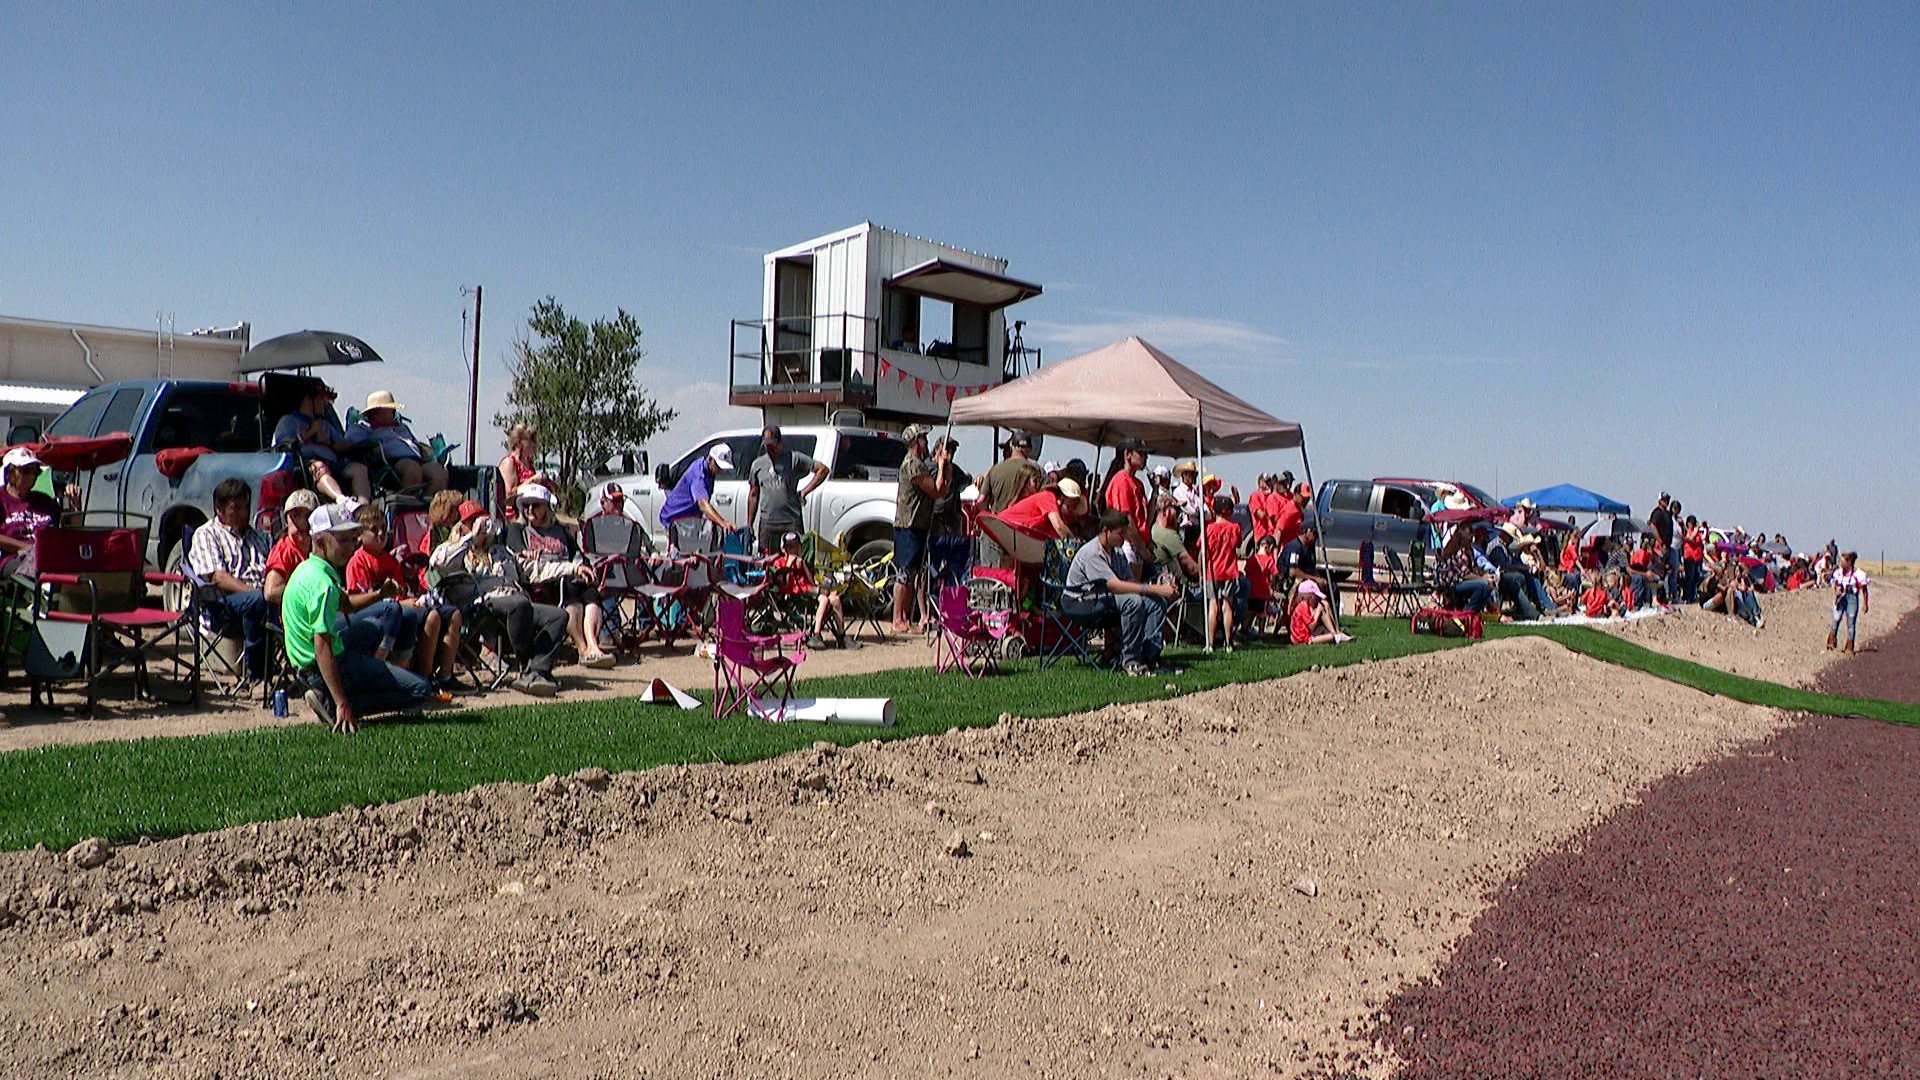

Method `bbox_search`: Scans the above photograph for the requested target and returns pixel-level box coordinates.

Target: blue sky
[3,3,1915,554]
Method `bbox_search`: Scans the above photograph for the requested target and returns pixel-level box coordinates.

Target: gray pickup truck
[1313,477,1496,577]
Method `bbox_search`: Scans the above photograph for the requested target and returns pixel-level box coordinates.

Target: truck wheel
[159,535,194,612]
[850,538,894,569]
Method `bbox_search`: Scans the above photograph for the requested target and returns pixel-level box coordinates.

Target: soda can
[272,689,288,718]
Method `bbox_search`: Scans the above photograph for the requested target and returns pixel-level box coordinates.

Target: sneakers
[581,652,617,670]
[1333,633,1355,644]
[514,672,561,698]
[302,688,336,727]
[430,689,456,705]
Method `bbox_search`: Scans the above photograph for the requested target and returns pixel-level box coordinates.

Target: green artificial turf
[0,618,1467,852]
[1488,622,1920,727]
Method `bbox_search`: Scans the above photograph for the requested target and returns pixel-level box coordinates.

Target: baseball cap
[782,531,800,545]
[515,483,554,505]
[901,423,932,443]
[708,443,733,470]
[283,489,322,514]
[936,435,961,452]
[1042,460,1062,474]
[1296,483,1312,498]
[307,504,363,536]
[1005,431,1033,449]
[457,500,489,525]
[1299,579,1323,599]
[1114,436,1148,453]
[603,482,625,498]
[2,447,45,472]
[1055,477,1083,500]
[1151,464,1171,480]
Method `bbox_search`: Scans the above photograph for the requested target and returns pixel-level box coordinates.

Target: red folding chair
[712,596,807,722]
[28,525,197,712]
[1354,539,1392,616]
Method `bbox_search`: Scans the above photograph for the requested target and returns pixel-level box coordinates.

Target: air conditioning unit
[829,408,866,429]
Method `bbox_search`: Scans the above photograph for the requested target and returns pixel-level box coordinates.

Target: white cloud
[1025,310,1290,356]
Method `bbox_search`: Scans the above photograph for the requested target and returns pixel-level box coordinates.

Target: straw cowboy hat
[364,389,406,413]
[1174,461,1199,478]
[1443,489,1474,511]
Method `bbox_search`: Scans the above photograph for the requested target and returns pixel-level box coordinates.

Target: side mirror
[654,463,670,489]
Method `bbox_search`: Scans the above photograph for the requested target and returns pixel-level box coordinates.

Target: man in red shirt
[1248,474,1280,543]
[263,488,322,606]
[1102,438,1150,559]
[1272,483,1308,549]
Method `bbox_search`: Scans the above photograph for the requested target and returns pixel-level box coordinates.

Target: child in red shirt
[769,532,846,647]
[1245,535,1279,637]
[1289,579,1349,645]
[1580,577,1617,618]
[1202,495,1242,652]
[346,504,462,687]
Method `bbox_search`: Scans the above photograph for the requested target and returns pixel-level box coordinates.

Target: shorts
[1204,578,1240,603]
[893,527,929,573]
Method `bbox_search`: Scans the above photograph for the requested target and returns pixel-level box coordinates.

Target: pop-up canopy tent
[949,336,1309,648]
[1500,483,1631,515]
[948,336,1304,457]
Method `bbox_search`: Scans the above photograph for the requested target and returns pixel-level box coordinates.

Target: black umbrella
[237,330,387,373]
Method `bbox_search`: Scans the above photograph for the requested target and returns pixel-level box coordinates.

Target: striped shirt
[189,520,270,588]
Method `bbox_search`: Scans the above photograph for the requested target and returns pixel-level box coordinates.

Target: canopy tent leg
[1299,437,1326,624]
[1196,417,1210,652]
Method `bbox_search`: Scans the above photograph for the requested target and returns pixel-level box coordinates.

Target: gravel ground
[1599,580,1915,687]
[0,638,1784,1080]
[1372,607,1920,1079]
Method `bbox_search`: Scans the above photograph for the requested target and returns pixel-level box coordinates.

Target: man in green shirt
[284,504,437,733]
[890,424,951,633]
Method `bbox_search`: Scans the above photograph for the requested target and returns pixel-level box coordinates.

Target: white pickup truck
[586,425,910,563]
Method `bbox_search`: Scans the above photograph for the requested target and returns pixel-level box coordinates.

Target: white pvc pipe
[71,329,105,385]
[775,697,896,726]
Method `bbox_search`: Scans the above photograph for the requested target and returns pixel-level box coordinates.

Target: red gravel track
[1369,610,1920,1079]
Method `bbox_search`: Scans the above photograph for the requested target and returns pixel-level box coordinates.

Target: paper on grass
[639,678,701,710]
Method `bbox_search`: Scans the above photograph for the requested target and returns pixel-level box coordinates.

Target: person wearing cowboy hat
[892,423,953,632]
[348,390,448,495]
[660,442,736,554]
[1486,522,1549,619]
[272,380,371,504]
[1169,460,1204,534]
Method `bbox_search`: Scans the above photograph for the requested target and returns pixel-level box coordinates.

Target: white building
[729,223,1042,429]
[0,314,249,441]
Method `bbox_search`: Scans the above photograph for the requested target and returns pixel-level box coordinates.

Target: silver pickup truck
[587,425,910,564]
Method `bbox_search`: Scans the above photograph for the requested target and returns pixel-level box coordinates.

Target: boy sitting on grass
[1289,580,1352,645]
[346,503,463,691]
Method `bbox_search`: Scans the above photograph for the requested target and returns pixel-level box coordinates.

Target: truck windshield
[831,435,906,481]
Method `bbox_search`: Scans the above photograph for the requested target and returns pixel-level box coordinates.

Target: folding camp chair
[28,524,197,712]
[1383,547,1434,616]
[177,523,291,706]
[1037,538,1112,670]
[581,514,656,653]
[923,534,974,639]
[931,584,1010,679]
[712,596,807,722]
[839,542,896,642]
[1354,540,1392,617]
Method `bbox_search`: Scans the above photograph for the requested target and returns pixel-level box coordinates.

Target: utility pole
[465,285,483,467]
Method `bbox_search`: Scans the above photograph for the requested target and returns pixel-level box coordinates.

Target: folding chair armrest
[38,572,84,586]
[145,572,186,585]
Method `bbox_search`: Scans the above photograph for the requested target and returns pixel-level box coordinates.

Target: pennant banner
[912,377,924,396]
[944,385,957,403]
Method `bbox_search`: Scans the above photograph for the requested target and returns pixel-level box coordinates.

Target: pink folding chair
[712,596,808,721]
[931,584,1007,679]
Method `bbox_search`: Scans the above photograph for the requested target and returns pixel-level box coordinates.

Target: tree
[496,297,676,516]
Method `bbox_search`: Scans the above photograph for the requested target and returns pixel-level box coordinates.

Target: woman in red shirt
[1680,515,1707,602]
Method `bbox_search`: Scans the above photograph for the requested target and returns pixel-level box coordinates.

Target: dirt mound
[0,638,1784,1079]
[1601,580,1914,686]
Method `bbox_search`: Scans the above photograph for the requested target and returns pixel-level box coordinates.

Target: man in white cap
[660,442,735,554]
[349,390,448,495]
[282,502,440,733]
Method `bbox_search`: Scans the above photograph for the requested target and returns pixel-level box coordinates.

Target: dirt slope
[1601,580,1914,687]
[0,638,1784,1080]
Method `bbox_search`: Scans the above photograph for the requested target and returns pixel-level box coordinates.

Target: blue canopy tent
[1500,484,1631,515]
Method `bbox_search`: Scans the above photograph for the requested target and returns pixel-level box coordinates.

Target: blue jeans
[1526,575,1560,617]
[1733,590,1763,627]
[1498,572,1540,620]
[1111,592,1168,666]
[346,600,421,656]
[1833,593,1861,643]
[1682,560,1703,603]
[1631,575,1654,609]
[212,589,269,675]
[1666,546,1683,600]
[1448,579,1494,613]
[301,648,433,716]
